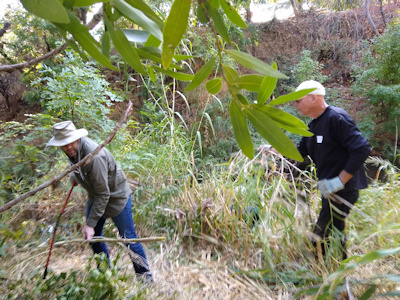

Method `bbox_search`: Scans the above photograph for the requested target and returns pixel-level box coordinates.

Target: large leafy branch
[19,0,314,161]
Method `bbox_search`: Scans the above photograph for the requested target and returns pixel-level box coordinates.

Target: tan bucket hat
[47,121,88,147]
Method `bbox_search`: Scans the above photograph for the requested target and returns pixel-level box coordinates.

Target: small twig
[0,101,133,213]
[38,236,166,248]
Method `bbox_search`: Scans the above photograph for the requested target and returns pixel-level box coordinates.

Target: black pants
[313,189,359,259]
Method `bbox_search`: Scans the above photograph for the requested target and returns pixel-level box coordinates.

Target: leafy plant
[30,51,123,136]
[352,24,400,160]
[292,49,329,85]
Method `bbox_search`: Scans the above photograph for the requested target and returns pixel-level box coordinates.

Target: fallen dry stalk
[38,236,166,248]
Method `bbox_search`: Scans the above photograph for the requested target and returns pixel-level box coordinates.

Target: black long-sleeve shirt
[298,106,371,191]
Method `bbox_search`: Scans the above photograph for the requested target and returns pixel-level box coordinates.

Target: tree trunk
[366,0,381,36]
[290,0,299,17]
[379,0,388,27]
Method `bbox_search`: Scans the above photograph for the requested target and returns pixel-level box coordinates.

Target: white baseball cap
[47,121,88,147]
[295,80,326,96]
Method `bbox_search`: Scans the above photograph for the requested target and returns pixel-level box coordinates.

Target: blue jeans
[86,195,150,275]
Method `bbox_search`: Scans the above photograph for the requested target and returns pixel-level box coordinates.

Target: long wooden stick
[38,236,166,248]
[0,101,133,213]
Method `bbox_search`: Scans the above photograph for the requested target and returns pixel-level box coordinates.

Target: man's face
[294,94,315,117]
[60,140,79,159]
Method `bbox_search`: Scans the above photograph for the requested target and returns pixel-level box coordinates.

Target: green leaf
[124,0,164,28]
[243,107,303,161]
[152,66,194,81]
[210,0,220,9]
[236,94,249,105]
[63,0,75,9]
[197,130,203,156]
[358,285,376,300]
[206,78,222,94]
[257,63,278,105]
[225,50,288,78]
[223,65,239,83]
[220,0,246,28]
[197,3,208,24]
[73,0,110,6]
[101,30,110,59]
[21,0,70,23]
[269,88,316,106]
[204,112,215,137]
[144,35,161,47]
[185,56,216,91]
[205,3,230,44]
[234,74,264,92]
[162,0,191,69]
[114,0,163,41]
[230,100,253,158]
[56,11,117,70]
[173,54,193,62]
[121,29,150,43]
[104,16,146,75]
[254,105,309,129]
[147,66,156,84]
[136,48,182,69]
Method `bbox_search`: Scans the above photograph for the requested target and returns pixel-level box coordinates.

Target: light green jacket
[69,137,132,227]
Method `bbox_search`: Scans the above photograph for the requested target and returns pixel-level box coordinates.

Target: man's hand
[83,225,95,240]
[318,176,344,198]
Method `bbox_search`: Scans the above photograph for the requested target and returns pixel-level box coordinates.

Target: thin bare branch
[0,7,103,73]
[0,101,133,213]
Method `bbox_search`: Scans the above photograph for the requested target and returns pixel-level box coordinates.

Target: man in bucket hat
[294,80,371,260]
[48,121,152,281]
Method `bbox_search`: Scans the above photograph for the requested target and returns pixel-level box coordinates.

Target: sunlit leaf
[21,0,70,23]
[244,107,303,161]
[257,63,278,105]
[226,50,288,78]
[152,66,194,81]
[185,56,216,91]
[269,88,316,106]
[114,0,163,41]
[220,0,246,28]
[234,75,263,92]
[121,29,150,43]
[104,16,146,75]
[124,0,164,28]
[206,78,222,94]
[162,0,191,69]
[230,100,253,158]
[205,3,230,44]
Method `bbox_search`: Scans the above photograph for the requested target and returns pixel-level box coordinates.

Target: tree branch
[366,0,381,36]
[0,7,103,73]
[0,101,133,213]
[0,22,11,38]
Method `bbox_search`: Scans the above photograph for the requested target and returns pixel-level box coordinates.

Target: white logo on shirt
[317,135,323,143]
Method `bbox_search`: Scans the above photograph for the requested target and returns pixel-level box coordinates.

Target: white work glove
[318,176,344,198]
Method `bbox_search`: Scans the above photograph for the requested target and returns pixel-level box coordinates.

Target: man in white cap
[294,80,371,259]
[47,121,152,281]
